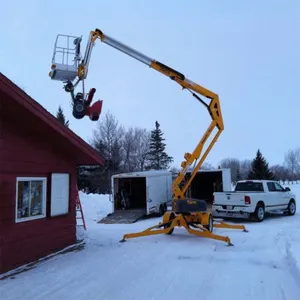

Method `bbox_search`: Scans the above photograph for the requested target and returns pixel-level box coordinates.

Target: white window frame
[15,177,47,223]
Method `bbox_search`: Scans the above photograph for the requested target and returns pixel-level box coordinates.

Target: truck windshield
[235,181,264,192]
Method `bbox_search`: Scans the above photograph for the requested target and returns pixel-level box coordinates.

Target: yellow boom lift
[49,28,248,246]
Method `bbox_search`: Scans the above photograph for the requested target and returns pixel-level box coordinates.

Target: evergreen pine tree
[247,149,275,180]
[56,105,69,127]
[146,121,173,170]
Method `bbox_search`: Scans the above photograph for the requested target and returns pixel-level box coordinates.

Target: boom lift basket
[50,34,82,82]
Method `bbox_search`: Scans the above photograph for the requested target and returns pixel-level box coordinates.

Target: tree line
[218,148,300,184]
[56,106,173,193]
[56,106,300,193]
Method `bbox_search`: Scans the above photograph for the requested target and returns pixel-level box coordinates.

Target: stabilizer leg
[184,221,233,246]
[213,219,248,232]
[120,217,178,242]
[120,215,235,246]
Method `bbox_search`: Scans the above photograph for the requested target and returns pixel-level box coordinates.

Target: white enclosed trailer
[99,170,173,224]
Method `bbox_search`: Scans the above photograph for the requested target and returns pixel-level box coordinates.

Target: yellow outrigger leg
[120,211,248,246]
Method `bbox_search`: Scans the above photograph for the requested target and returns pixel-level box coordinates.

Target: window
[235,182,264,192]
[16,177,47,222]
[267,182,276,191]
[50,173,70,217]
[268,182,285,192]
[274,182,285,191]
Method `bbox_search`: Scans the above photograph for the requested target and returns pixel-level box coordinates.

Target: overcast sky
[1,0,299,168]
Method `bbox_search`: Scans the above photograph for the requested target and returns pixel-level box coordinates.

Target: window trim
[15,177,47,223]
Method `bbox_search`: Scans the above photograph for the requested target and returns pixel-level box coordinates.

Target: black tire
[287,199,296,216]
[203,214,213,232]
[73,100,86,119]
[254,203,265,222]
[163,203,167,213]
[164,213,175,235]
[159,205,164,216]
[64,81,74,92]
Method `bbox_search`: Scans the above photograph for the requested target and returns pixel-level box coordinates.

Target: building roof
[0,72,105,165]
[113,170,172,178]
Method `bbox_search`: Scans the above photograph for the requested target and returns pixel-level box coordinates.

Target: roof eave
[0,73,105,166]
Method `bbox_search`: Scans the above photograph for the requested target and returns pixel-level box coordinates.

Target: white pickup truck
[212,180,296,222]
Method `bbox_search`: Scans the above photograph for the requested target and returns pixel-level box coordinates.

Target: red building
[0,73,105,274]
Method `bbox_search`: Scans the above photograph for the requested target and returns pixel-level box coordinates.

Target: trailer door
[222,169,232,191]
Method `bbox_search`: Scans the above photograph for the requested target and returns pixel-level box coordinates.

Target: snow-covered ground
[1,184,300,300]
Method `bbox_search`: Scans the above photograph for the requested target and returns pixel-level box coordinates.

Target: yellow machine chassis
[120,211,248,246]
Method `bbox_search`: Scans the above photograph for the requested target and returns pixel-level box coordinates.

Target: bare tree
[270,164,289,182]
[135,128,151,171]
[122,127,136,172]
[184,161,215,173]
[169,166,180,175]
[200,162,215,170]
[90,111,125,174]
[92,111,124,156]
[240,159,252,180]
[219,158,240,182]
[284,148,300,180]
[121,127,151,172]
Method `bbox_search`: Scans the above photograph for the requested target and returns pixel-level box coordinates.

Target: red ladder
[76,186,87,230]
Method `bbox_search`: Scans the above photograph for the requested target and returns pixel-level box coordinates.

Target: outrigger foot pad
[119,239,126,243]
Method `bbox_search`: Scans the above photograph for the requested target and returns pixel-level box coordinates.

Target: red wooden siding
[0,73,104,274]
[0,109,77,274]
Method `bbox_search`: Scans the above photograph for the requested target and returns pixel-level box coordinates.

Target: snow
[1,184,300,300]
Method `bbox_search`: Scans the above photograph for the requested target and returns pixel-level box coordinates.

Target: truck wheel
[254,203,265,222]
[287,199,296,216]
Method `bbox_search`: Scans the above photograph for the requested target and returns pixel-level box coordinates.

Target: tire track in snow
[208,224,299,300]
[285,240,300,285]
[274,228,300,291]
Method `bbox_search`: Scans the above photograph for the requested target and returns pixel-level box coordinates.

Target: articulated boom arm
[82,29,224,204]
[49,28,248,246]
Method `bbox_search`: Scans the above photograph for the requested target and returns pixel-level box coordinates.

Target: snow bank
[79,191,112,222]
[76,192,112,241]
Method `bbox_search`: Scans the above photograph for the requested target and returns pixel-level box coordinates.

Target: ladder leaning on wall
[75,185,87,230]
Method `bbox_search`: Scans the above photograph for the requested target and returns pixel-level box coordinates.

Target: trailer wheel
[159,203,167,215]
